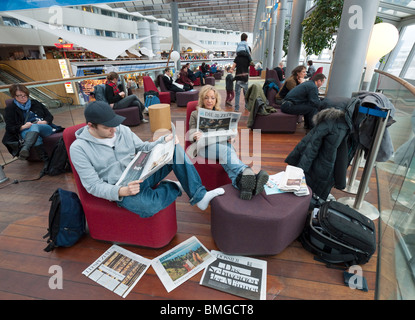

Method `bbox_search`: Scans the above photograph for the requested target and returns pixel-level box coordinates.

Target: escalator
[0,63,73,109]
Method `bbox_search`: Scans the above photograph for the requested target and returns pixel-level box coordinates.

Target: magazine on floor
[116,122,176,186]
[152,236,216,293]
[82,244,152,298]
[200,250,267,300]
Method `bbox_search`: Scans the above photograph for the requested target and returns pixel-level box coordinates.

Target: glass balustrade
[375,70,415,300]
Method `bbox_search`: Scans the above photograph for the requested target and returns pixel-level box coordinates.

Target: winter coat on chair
[285,97,361,200]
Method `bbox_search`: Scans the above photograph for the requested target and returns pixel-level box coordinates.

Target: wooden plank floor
[0,79,379,301]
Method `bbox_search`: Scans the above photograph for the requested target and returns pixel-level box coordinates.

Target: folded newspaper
[265,165,309,196]
[200,250,267,300]
[187,109,241,158]
[116,122,175,186]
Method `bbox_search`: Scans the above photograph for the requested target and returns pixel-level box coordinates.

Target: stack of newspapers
[265,165,309,196]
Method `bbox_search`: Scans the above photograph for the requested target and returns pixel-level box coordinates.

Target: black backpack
[300,201,376,267]
[46,137,71,176]
[43,188,86,252]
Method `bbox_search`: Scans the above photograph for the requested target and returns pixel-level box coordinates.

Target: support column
[170,0,181,71]
[273,0,288,68]
[286,0,307,75]
[326,0,380,98]
[267,4,278,69]
[38,45,46,60]
[263,19,270,68]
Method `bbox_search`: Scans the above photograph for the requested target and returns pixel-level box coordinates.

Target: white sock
[196,188,225,211]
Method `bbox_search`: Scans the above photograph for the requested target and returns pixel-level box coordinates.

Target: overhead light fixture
[363,22,399,90]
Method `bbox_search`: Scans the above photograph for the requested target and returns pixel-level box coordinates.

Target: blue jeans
[21,123,54,146]
[234,80,248,111]
[198,142,247,189]
[193,71,205,84]
[117,144,207,218]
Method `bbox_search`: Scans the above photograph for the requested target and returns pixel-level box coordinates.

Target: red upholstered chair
[157,74,176,102]
[249,65,260,77]
[63,123,177,248]
[311,67,324,80]
[142,76,171,104]
[193,77,201,86]
[185,101,231,190]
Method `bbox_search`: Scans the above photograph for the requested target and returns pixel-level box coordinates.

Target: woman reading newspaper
[188,85,268,200]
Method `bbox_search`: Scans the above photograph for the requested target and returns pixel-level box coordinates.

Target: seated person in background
[2,84,59,172]
[162,67,186,92]
[210,63,218,74]
[281,73,326,130]
[236,33,252,63]
[105,71,147,122]
[306,60,316,79]
[186,62,205,85]
[176,65,193,90]
[273,62,285,82]
[69,100,225,218]
[188,85,268,200]
[275,65,307,101]
[255,61,263,74]
[200,62,210,76]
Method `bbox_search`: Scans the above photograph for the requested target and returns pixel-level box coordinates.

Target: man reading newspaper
[70,101,224,218]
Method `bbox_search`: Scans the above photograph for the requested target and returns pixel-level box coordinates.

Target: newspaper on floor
[82,244,152,298]
[152,236,215,293]
[116,122,176,186]
[200,250,267,300]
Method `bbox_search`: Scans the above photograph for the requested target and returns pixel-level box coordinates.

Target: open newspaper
[197,108,241,138]
[187,109,241,157]
[116,122,175,186]
[82,244,152,298]
[152,236,216,293]
[200,250,267,300]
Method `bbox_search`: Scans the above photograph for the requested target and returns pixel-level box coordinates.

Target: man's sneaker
[253,170,269,196]
[141,118,149,123]
[236,167,256,200]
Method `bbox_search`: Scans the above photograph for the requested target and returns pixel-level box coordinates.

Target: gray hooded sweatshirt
[69,124,165,202]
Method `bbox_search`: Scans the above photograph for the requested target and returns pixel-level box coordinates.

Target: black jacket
[284,80,321,108]
[285,97,360,200]
[2,99,54,156]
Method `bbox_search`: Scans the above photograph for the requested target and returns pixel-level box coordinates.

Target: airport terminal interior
[0,0,415,301]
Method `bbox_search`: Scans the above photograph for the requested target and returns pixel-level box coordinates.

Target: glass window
[404,53,415,80]
[101,9,114,17]
[387,25,415,77]
[2,17,19,27]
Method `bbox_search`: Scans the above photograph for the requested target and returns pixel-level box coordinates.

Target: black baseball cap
[84,101,125,127]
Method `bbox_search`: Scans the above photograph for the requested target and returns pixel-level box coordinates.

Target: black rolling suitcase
[300,201,376,266]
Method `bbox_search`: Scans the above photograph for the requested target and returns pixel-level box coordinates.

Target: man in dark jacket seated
[280,73,326,129]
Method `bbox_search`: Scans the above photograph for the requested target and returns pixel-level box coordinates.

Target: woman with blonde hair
[188,85,268,200]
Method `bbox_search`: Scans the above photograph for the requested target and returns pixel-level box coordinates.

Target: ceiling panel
[107,0,259,32]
